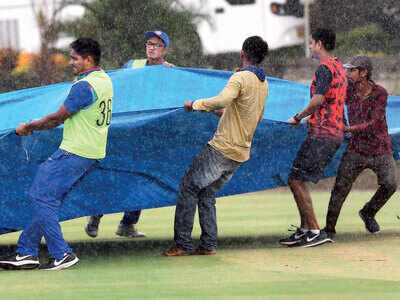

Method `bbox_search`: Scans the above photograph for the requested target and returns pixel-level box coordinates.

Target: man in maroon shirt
[324,54,397,236]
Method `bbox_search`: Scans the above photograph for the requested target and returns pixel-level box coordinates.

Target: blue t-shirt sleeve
[122,60,134,69]
[314,65,332,95]
[63,81,97,114]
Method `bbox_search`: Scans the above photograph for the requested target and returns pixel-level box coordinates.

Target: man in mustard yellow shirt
[163,36,269,256]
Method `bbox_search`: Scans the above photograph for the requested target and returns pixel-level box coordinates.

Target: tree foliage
[61,0,202,69]
[30,0,70,84]
[310,0,400,39]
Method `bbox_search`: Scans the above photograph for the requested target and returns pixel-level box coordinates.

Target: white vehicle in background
[177,0,310,55]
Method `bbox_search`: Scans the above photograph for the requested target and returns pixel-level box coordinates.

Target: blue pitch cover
[1,66,399,234]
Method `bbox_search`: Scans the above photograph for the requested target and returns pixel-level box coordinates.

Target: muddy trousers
[174,144,241,252]
[325,149,397,233]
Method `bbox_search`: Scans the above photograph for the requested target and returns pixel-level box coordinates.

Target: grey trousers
[325,149,398,233]
[174,144,241,251]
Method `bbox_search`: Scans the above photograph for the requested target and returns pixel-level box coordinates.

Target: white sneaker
[39,253,79,271]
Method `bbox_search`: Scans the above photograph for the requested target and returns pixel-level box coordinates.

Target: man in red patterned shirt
[324,54,397,237]
[281,28,347,248]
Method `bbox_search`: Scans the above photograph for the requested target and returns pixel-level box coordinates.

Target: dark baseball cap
[145,30,169,48]
[343,54,372,73]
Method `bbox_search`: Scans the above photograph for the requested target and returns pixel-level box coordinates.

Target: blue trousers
[17,149,96,259]
[174,145,241,251]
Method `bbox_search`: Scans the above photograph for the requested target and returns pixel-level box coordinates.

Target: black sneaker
[289,230,333,248]
[279,226,306,245]
[39,253,79,271]
[359,210,380,234]
[0,254,40,270]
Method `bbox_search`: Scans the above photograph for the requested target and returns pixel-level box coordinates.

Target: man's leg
[116,210,146,237]
[85,214,103,238]
[17,212,45,258]
[288,136,340,230]
[284,136,340,247]
[169,172,199,254]
[29,196,72,259]
[325,151,365,234]
[0,209,44,269]
[167,145,240,255]
[121,210,141,225]
[1,150,95,270]
[197,167,238,253]
[359,153,398,233]
[288,178,318,229]
[26,149,95,260]
[197,188,217,252]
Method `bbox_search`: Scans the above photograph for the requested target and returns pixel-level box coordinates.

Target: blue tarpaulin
[1,66,400,234]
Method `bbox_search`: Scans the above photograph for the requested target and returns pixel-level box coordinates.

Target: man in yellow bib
[85,31,173,239]
[0,37,113,271]
[123,30,174,68]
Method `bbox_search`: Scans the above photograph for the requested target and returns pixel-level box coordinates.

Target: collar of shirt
[146,59,165,66]
[237,65,265,82]
[348,80,378,102]
[77,68,102,80]
[321,57,337,64]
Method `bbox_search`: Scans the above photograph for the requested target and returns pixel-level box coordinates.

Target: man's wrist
[293,113,302,123]
[27,121,37,131]
[24,122,31,131]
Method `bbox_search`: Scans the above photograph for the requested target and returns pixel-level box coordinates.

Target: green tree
[29,0,74,85]
[308,0,400,55]
[310,0,400,43]
[62,0,202,69]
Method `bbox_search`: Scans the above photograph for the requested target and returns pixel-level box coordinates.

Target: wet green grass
[1,190,400,299]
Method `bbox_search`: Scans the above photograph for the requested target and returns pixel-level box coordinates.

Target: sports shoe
[85,216,101,238]
[115,223,146,238]
[289,230,333,248]
[39,253,79,271]
[279,226,306,245]
[163,245,191,257]
[193,247,216,255]
[0,254,40,270]
[359,210,380,234]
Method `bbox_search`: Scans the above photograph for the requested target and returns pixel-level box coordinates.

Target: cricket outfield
[1,190,400,299]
